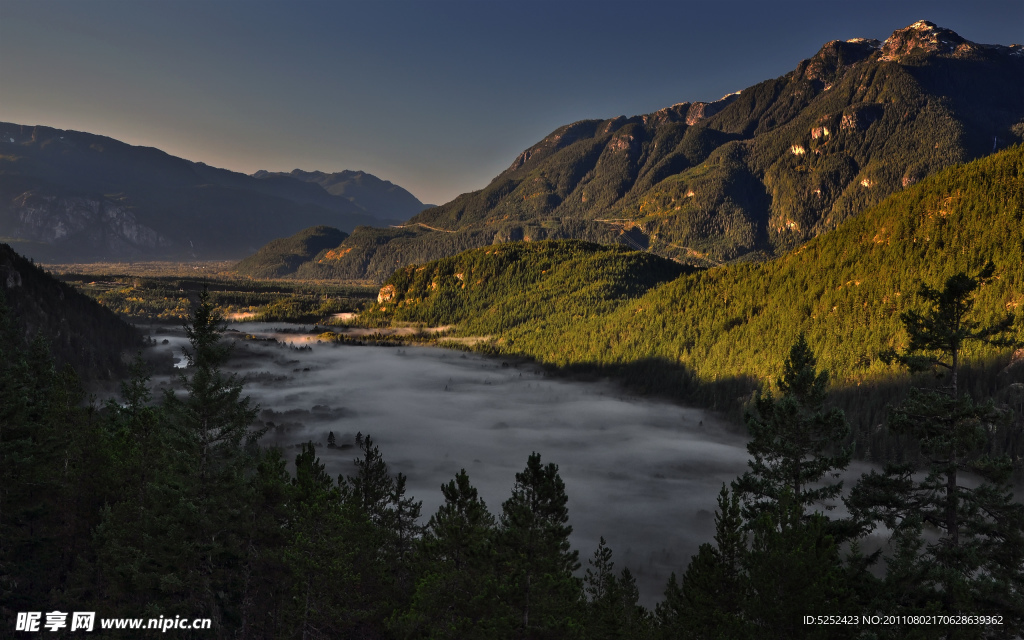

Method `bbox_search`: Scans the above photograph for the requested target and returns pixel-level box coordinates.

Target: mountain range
[366,141,1024,428]
[3,21,1020,277]
[281,21,1023,282]
[252,169,433,219]
[0,125,428,262]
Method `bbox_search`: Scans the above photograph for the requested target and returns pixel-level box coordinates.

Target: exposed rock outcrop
[10,192,174,256]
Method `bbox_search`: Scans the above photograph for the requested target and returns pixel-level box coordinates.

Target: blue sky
[1,0,1021,205]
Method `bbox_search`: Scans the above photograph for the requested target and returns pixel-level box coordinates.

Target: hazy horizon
[1,0,1020,206]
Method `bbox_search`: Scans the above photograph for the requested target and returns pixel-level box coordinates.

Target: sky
[1,0,1021,205]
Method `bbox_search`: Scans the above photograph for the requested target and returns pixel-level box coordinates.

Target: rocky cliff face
[10,192,175,256]
[878,20,1023,62]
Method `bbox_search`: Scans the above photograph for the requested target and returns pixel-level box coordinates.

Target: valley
[144,321,758,605]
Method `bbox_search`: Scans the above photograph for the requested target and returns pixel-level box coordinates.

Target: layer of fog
[147,322,873,605]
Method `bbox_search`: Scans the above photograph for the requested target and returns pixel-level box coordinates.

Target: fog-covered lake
[150,322,754,604]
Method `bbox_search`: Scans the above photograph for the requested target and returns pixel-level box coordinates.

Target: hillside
[368,240,691,329]
[0,125,421,261]
[0,243,139,377]
[368,144,1024,401]
[309,21,1024,282]
[234,226,350,278]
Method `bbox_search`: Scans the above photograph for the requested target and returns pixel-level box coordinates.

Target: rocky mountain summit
[878,20,1022,62]
[284,20,1023,282]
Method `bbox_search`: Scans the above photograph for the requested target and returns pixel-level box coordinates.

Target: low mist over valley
[149,322,756,604]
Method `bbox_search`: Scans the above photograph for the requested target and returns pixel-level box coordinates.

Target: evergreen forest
[3,257,1023,637]
[367,144,1024,468]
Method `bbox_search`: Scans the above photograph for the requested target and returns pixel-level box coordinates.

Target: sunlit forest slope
[369,144,1024,392]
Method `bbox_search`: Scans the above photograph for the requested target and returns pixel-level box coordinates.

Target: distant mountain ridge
[0,124,426,261]
[297,20,1024,282]
[253,169,431,220]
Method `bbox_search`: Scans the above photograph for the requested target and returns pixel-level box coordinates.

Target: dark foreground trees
[393,454,586,640]
[850,263,1024,636]
[3,283,593,639]
[658,336,856,640]
[89,290,262,629]
[4,264,1024,639]
[734,334,853,525]
[392,469,497,639]
[0,292,97,620]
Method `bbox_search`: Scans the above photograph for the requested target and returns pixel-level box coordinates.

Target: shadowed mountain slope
[0,243,139,378]
[0,125,421,261]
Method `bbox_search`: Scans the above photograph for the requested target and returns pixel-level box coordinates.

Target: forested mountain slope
[310,21,1024,282]
[0,243,139,377]
[234,226,350,278]
[370,240,691,330]
[369,144,1024,398]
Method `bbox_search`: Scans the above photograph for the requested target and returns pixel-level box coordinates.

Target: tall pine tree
[734,335,852,524]
[497,452,583,640]
[109,287,262,629]
[655,486,750,640]
[392,469,498,639]
[850,263,1024,633]
[582,537,651,640]
[339,434,423,634]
